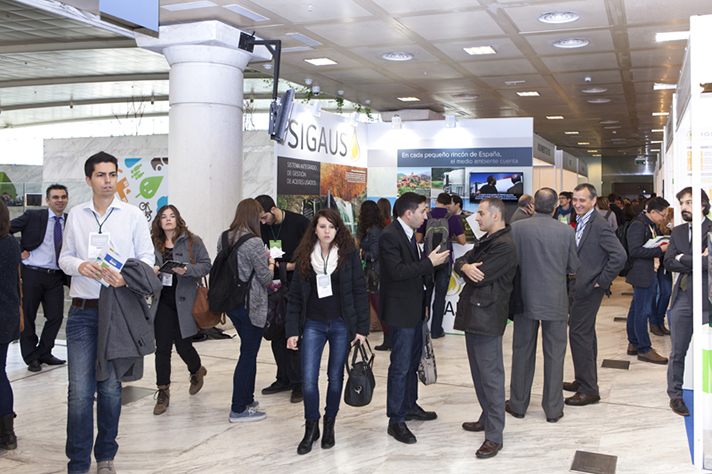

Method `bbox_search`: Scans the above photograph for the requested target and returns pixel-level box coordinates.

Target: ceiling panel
[349,44,441,64]
[630,48,685,68]
[502,0,610,34]
[523,29,615,56]
[386,63,464,81]
[315,68,394,85]
[398,10,505,41]
[432,38,524,61]
[541,52,619,72]
[249,0,374,24]
[461,58,538,76]
[629,67,681,83]
[305,20,412,48]
[624,0,712,25]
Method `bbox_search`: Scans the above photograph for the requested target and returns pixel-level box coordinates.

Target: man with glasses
[255,195,310,403]
[625,197,670,364]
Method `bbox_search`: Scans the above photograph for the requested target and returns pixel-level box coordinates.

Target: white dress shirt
[59,196,154,299]
[23,211,64,270]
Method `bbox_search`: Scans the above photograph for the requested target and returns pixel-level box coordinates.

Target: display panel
[469,172,524,202]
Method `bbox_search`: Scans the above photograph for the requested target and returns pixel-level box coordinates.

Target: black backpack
[615,217,641,277]
[207,231,256,314]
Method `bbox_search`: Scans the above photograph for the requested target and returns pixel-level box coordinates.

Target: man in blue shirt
[416,193,466,338]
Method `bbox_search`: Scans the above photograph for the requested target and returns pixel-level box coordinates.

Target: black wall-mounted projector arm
[238,32,282,101]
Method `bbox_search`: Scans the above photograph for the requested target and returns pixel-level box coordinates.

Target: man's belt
[71,298,99,309]
[23,264,60,274]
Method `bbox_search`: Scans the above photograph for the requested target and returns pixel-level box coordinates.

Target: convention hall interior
[2,0,712,473]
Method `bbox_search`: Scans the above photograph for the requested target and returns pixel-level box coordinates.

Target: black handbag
[264,264,288,341]
[364,260,379,294]
[344,339,376,407]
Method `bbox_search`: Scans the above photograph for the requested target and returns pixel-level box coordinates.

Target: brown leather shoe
[650,325,664,337]
[189,366,207,395]
[462,421,485,432]
[637,349,668,365]
[504,400,524,419]
[563,380,581,392]
[660,325,671,335]
[475,439,502,459]
[627,344,638,356]
[565,392,601,406]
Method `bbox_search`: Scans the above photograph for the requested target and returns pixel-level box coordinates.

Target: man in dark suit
[664,187,712,416]
[507,188,579,423]
[625,197,670,364]
[509,195,534,224]
[10,184,69,372]
[564,184,626,406]
[380,192,449,444]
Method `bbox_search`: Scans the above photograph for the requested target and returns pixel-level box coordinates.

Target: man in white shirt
[59,152,154,474]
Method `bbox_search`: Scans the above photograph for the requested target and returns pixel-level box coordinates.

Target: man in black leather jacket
[453,198,518,459]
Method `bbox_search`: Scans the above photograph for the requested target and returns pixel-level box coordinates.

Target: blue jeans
[626,279,658,354]
[426,265,450,338]
[66,305,122,473]
[387,320,423,424]
[301,318,349,421]
[227,305,264,414]
[0,343,12,417]
[651,269,672,327]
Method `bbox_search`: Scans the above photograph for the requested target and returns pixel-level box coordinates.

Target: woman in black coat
[0,200,21,450]
[286,208,369,455]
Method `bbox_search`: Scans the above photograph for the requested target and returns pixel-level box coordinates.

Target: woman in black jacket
[286,208,369,455]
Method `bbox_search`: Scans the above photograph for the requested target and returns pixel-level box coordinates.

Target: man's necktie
[53,215,63,266]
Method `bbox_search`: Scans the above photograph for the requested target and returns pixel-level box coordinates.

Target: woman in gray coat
[151,204,212,415]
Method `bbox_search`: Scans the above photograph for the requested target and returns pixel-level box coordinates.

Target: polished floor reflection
[0,277,698,473]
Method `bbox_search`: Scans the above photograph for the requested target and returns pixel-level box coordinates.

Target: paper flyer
[95,247,126,288]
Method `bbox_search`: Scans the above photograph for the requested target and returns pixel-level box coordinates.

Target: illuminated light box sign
[398,148,533,167]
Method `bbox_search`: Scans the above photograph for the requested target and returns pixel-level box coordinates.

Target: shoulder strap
[233,232,256,251]
[221,230,230,253]
[605,210,612,219]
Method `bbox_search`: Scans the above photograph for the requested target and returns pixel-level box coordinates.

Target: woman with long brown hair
[223,199,276,422]
[0,199,21,449]
[286,208,369,454]
[151,204,212,415]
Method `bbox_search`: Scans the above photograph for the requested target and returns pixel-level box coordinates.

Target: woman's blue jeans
[227,305,264,414]
[301,318,350,421]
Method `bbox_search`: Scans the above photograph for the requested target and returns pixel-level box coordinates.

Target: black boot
[321,416,335,449]
[375,332,391,351]
[0,413,17,450]
[297,420,320,455]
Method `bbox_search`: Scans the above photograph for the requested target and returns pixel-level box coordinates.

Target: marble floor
[0,277,700,474]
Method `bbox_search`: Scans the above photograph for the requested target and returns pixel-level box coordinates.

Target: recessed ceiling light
[654,83,677,90]
[381,52,414,61]
[538,11,581,24]
[304,58,337,66]
[656,31,689,42]
[578,142,590,145]
[283,46,314,53]
[582,87,607,94]
[547,116,564,119]
[651,129,664,132]
[463,46,496,55]
[600,120,619,124]
[593,154,602,157]
[453,93,479,100]
[565,131,579,135]
[587,150,598,153]
[223,4,269,21]
[517,91,540,97]
[505,80,526,85]
[553,38,590,49]
[611,138,627,141]
[398,97,420,102]
[162,1,216,11]
[286,33,321,46]
[652,112,669,116]
[588,98,611,103]
[651,140,663,144]
[604,126,621,129]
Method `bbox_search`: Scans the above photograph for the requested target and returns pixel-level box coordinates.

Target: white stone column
[137,22,271,257]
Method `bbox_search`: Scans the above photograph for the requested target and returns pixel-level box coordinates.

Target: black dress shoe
[431,332,445,339]
[475,439,502,459]
[562,380,581,392]
[405,405,437,421]
[504,400,524,419]
[290,386,303,404]
[462,421,485,432]
[261,382,291,395]
[670,398,690,416]
[546,412,564,423]
[565,392,601,406]
[27,360,41,372]
[650,325,665,337]
[388,422,416,444]
[39,354,66,365]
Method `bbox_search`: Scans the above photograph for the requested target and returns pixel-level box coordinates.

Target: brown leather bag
[188,239,225,329]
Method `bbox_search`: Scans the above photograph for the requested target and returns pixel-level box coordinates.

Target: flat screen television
[469,172,523,202]
[269,88,295,143]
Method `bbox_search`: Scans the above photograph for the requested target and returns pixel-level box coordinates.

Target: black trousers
[20,265,65,364]
[154,295,201,386]
[271,334,302,387]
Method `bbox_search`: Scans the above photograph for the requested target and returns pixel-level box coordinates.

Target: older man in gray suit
[506,188,579,422]
[564,184,626,406]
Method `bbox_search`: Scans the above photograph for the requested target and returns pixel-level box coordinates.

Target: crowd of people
[0,151,708,471]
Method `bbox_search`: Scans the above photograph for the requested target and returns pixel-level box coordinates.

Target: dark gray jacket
[97,259,162,383]
[625,213,664,288]
[154,233,212,339]
[454,226,518,336]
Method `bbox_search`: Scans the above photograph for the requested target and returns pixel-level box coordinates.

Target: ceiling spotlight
[652,112,669,116]
[445,115,457,128]
[565,131,579,135]
[398,97,420,102]
[578,142,590,145]
[587,150,598,153]
[463,46,496,55]
[304,58,337,66]
[553,38,590,49]
[517,91,540,97]
[392,115,402,129]
[651,129,664,132]
[337,90,344,96]
[588,98,611,103]
[381,52,414,61]
[312,85,321,95]
[651,140,663,144]
[263,64,272,69]
[656,31,689,42]
[304,78,313,85]
[538,11,581,24]
[582,87,607,94]
[547,116,564,119]
[654,83,677,90]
